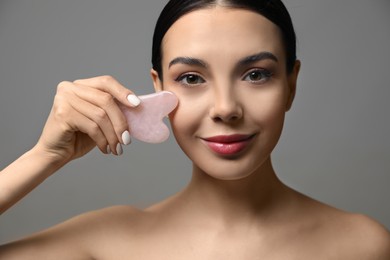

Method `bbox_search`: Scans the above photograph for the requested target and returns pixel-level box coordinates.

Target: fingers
[70,82,131,146]
[73,75,141,108]
[65,91,122,155]
[56,76,138,156]
[66,104,109,154]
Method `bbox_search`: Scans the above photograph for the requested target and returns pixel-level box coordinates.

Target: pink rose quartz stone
[119,91,178,143]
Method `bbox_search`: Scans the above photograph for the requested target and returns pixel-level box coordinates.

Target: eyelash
[174,68,273,87]
[175,73,205,87]
[242,69,273,84]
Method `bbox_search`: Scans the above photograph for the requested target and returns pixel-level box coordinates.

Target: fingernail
[107,145,111,154]
[116,143,123,156]
[121,130,131,145]
[127,94,141,107]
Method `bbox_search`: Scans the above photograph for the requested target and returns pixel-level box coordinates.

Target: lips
[201,134,255,156]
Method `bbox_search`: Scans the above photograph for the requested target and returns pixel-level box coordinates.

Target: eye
[243,69,272,84]
[175,73,205,86]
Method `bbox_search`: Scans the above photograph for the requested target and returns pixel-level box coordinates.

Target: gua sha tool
[119,91,178,143]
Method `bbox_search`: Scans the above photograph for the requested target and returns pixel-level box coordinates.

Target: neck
[180,157,289,228]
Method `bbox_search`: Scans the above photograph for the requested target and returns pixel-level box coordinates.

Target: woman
[1,0,389,258]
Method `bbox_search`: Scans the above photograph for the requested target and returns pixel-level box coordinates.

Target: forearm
[0,146,66,214]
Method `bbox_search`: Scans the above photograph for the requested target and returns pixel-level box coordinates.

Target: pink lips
[202,134,255,156]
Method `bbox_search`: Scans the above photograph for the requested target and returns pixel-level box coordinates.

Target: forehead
[162,7,284,63]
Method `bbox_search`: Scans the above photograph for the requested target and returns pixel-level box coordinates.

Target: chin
[194,158,267,182]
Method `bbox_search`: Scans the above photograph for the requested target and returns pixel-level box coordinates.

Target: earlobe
[150,69,163,92]
[286,60,301,111]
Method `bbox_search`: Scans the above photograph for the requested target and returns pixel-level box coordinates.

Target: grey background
[1,0,389,243]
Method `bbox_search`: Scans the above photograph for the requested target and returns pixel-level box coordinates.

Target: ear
[286,60,301,111]
[150,69,163,92]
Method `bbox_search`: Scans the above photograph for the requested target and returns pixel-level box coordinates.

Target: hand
[35,75,141,164]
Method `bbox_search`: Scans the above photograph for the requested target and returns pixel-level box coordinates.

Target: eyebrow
[238,51,278,66]
[168,51,278,69]
[168,57,208,69]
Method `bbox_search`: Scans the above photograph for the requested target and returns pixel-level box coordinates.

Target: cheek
[244,87,288,124]
[244,89,287,151]
[168,96,205,137]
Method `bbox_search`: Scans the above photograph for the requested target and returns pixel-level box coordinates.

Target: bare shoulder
[0,205,143,259]
[45,204,144,237]
[74,204,143,226]
[291,192,390,259]
[305,198,390,259]
[341,213,390,259]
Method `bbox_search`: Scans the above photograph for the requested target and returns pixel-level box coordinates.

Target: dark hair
[152,0,297,78]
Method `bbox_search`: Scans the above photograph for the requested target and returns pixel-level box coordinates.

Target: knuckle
[53,102,70,120]
[94,108,108,122]
[100,92,113,105]
[89,123,101,138]
[100,75,115,84]
[57,81,72,93]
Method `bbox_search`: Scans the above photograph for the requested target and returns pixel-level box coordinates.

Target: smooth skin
[1,6,390,260]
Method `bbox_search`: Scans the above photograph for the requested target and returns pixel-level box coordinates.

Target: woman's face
[152,7,299,180]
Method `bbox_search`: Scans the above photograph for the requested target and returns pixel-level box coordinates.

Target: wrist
[29,144,71,171]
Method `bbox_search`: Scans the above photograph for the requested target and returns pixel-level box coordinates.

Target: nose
[209,86,243,123]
